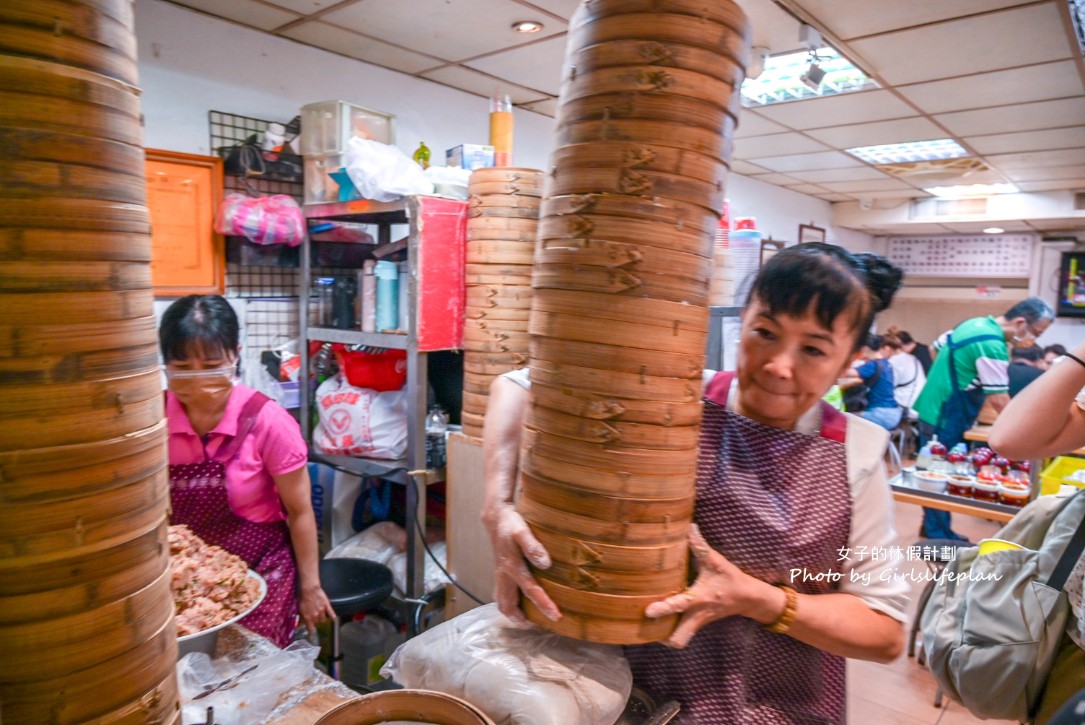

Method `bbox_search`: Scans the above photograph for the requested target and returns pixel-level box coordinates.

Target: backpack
[842,360,884,413]
[921,489,1085,722]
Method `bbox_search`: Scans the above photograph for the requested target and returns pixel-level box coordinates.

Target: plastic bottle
[915,441,932,471]
[339,614,398,688]
[489,90,513,167]
[332,276,357,330]
[426,406,449,469]
[929,435,947,461]
[359,260,377,333]
[374,260,399,332]
[397,261,409,332]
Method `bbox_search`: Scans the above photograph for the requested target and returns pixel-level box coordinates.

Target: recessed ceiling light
[512,20,543,33]
[983,227,1006,234]
[924,183,1020,198]
[846,139,969,165]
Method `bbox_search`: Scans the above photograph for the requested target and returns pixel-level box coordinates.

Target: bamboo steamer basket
[568,10,749,58]
[469,167,543,185]
[545,558,687,594]
[546,164,724,215]
[528,380,704,427]
[557,91,738,136]
[535,238,714,281]
[557,117,733,161]
[531,520,689,573]
[463,370,500,396]
[567,38,746,84]
[465,240,536,265]
[463,390,497,416]
[516,493,689,546]
[465,285,533,309]
[468,205,539,220]
[571,0,750,28]
[528,360,702,404]
[465,262,534,278]
[519,472,694,524]
[522,593,678,645]
[560,64,737,116]
[315,689,496,725]
[461,410,487,433]
[468,179,544,197]
[462,325,530,347]
[551,142,728,187]
[464,316,530,335]
[466,226,539,243]
[523,427,697,476]
[530,288,709,330]
[532,265,709,306]
[466,215,539,233]
[537,212,714,257]
[469,193,542,212]
[525,403,700,450]
[466,306,532,323]
[521,446,696,499]
[0,5,178,720]
[530,336,703,379]
[541,192,719,237]
[462,423,485,439]
[463,357,528,376]
[464,271,534,287]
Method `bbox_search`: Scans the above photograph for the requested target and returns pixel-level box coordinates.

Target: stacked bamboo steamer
[518,0,749,644]
[461,167,544,438]
[0,1,180,722]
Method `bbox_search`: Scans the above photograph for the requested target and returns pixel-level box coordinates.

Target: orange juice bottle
[489,90,513,167]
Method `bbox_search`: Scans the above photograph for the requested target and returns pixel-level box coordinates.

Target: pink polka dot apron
[625,372,852,724]
[168,391,298,648]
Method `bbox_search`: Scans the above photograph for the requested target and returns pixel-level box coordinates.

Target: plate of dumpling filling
[170,524,267,657]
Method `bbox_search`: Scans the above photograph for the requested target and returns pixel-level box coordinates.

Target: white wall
[1031,243,1085,350]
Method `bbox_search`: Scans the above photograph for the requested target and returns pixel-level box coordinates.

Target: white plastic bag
[382,604,632,725]
[326,523,451,594]
[313,374,407,459]
[177,641,320,725]
[344,138,433,202]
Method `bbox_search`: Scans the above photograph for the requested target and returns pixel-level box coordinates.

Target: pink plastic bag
[215,193,306,247]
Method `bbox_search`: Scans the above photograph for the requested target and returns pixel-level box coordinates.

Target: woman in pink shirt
[161,295,333,647]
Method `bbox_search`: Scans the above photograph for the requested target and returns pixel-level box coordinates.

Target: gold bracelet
[766,584,799,635]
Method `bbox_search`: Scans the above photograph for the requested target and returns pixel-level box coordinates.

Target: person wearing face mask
[160,295,334,647]
[912,297,1054,540]
[481,244,909,724]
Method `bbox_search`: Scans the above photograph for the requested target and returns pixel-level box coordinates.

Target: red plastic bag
[214,193,305,247]
[333,346,407,392]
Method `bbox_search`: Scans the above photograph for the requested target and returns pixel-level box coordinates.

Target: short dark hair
[747,242,904,351]
[1004,297,1054,326]
[1011,345,1044,363]
[867,334,884,351]
[895,330,915,345]
[1044,344,1068,358]
[159,295,240,363]
[882,335,903,350]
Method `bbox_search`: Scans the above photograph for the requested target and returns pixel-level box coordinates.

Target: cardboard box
[446,144,494,170]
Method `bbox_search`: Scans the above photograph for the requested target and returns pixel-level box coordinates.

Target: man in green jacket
[913,297,1054,540]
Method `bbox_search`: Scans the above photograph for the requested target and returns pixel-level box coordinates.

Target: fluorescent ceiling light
[983,227,1006,234]
[846,139,969,165]
[512,20,543,33]
[924,183,1020,198]
[740,47,878,106]
[1071,0,1085,52]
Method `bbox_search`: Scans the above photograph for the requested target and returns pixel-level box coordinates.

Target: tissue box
[446,144,494,170]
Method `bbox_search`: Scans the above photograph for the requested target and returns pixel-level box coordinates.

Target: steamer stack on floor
[461,167,544,439]
[0,1,180,722]
[517,0,750,644]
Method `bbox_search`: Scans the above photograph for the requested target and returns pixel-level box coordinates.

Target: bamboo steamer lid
[550,142,728,187]
[528,359,702,404]
[528,380,703,427]
[531,265,710,306]
[468,179,545,197]
[0,228,151,262]
[571,0,750,31]
[530,336,703,378]
[74,668,179,725]
[542,193,718,237]
[465,284,533,308]
[466,305,532,322]
[557,117,733,161]
[531,287,708,330]
[464,316,530,334]
[529,520,689,573]
[560,64,737,116]
[316,689,497,725]
[468,205,540,220]
[567,11,750,59]
[469,167,543,185]
[517,492,690,546]
[466,225,538,243]
[557,91,738,136]
[522,595,678,645]
[519,472,694,524]
[535,238,714,281]
[465,271,534,287]
[525,403,700,450]
[537,212,713,257]
[567,38,746,84]
[469,192,542,211]
[546,165,724,215]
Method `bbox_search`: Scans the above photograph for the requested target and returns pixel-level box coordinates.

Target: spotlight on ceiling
[747,46,770,81]
[512,20,543,33]
[983,227,1006,234]
[799,58,826,91]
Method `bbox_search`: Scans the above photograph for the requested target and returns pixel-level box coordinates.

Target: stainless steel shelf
[308,449,445,487]
[302,198,408,223]
[306,327,408,349]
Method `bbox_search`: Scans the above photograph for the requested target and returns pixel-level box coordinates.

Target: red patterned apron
[168,391,298,648]
[626,372,852,724]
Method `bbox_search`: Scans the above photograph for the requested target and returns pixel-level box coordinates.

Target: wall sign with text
[886,234,1034,278]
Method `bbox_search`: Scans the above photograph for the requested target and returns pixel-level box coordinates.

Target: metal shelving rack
[299,196,451,633]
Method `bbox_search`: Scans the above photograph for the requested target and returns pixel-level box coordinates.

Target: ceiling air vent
[912,197,988,218]
[879,158,989,185]
[1074,190,1085,211]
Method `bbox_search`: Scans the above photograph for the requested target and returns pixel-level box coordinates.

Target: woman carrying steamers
[482,243,910,723]
[160,295,334,647]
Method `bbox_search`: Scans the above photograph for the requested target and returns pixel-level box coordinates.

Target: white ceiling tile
[465,34,567,96]
[986,148,1085,171]
[734,0,806,55]
[169,0,299,30]
[280,21,444,73]
[881,223,956,235]
[1027,218,1085,231]
[520,98,558,117]
[818,179,914,193]
[734,111,790,138]
[787,183,832,194]
[748,172,805,185]
[749,151,866,173]
[1015,179,1085,192]
[897,61,1085,115]
[797,0,1028,41]
[516,0,580,21]
[323,0,565,63]
[861,189,932,200]
[939,221,1035,233]
[753,90,917,130]
[805,117,946,149]
[261,0,341,15]
[1001,165,1085,182]
[935,98,1085,137]
[731,159,772,175]
[849,4,1073,86]
[787,167,892,183]
[734,133,830,158]
[420,65,548,104]
[966,127,1085,156]
[819,193,856,202]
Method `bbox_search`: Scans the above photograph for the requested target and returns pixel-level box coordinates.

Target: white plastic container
[339,614,403,688]
[300,100,395,156]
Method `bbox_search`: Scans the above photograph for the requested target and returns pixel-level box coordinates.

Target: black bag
[843,359,884,413]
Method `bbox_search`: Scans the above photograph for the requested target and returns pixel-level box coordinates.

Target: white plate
[177,570,267,657]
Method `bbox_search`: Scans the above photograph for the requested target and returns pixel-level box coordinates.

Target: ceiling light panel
[740,47,878,107]
[923,183,1019,197]
[846,139,969,165]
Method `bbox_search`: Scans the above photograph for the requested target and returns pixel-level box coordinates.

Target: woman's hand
[646,525,782,649]
[298,583,337,636]
[483,502,560,626]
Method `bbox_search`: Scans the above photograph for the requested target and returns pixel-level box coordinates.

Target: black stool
[319,557,394,680]
[906,538,970,708]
